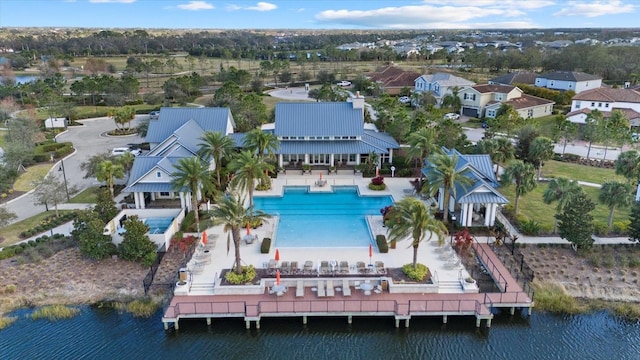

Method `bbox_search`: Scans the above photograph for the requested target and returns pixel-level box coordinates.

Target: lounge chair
[326,280,335,297]
[321,260,330,274]
[375,261,385,273]
[304,260,314,274]
[296,280,304,297]
[356,261,366,274]
[268,259,278,269]
[339,261,349,273]
[280,261,290,273]
[290,261,299,274]
[445,259,462,269]
[342,279,351,297]
[317,280,326,297]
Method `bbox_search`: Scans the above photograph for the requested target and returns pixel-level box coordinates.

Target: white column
[134,192,141,209]
[484,204,491,227]
[438,190,444,211]
[304,154,310,164]
[466,203,474,226]
[330,153,335,167]
[461,203,468,226]
[356,154,361,165]
[179,192,186,209]
[150,192,156,201]
[489,204,497,227]
[388,149,393,164]
[139,192,146,209]
[449,195,455,212]
[279,154,283,168]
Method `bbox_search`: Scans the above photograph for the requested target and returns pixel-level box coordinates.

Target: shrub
[31,305,80,321]
[224,265,257,284]
[520,219,542,236]
[261,237,271,254]
[180,211,195,232]
[397,168,413,177]
[402,263,429,281]
[371,176,384,185]
[368,183,386,191]
[0,248,16,260]
[123,297,159,317]
[592,221,609,236]
[0,316,17,330]
[376,234,388,253]
[612,221,630,235]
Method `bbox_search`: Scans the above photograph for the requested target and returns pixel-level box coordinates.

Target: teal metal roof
[277,141,386,155]
[363,130,400,150]
[274,102,364,137]
[146,107,232,144]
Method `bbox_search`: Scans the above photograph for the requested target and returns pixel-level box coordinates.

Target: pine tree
[628,202,640,243]
[557,192,595,249]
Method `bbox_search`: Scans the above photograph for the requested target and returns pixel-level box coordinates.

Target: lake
[0,75,39,84]
[1,306,639,360]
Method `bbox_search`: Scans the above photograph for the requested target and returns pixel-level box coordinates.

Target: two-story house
[366,65,421,95]
[535,71,602,93]
[567,87,640,126]
[460,84,554,119]
[414,72,475,106]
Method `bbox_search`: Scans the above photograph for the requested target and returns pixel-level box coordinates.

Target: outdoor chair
[375,261,384,270]
[326,280,335,297]
[445,259,462,269]
[280,261,290,273]
[296,280,305,297]
[304,261,314,274]
[290,261,299,274]
[268,259,278,270]
[356,261,366,274]
[342,279,351,297]
[321,260,330,274]
[339,261,349,273]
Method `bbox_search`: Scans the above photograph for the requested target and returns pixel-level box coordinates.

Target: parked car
[111,147,130,156]
[149,111,160,120]
[336,80,351,87]
[399,96,411,104]
[481,121,489,129]
[130,149,142,156]
[444,113,460,120]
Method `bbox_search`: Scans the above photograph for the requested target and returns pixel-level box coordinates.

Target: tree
[488,104,524,136]
[33,173,68,217]
[529,136,555,180]
[492,137,515,178]
[411,91,436,108]
[406,127,437,177]
[118,215,157,266]
[557,191,595,250]
[514,125,539,163]
[210,193,270,274]
[615,150,640,184]
[111,106,136,130]
[94,188,118,224]
[543,177,583,233]
[551,115,578,157]
[228,150,273,211]
[198,131,235,189]
[434,118,469,150]
[598,110,630,163]
[96,160,124,198]
[81,152,116,179]
[599,180,633,228]
[441,86,462,113]
[0,206,17,227]
[583,110,603,161]
[422,152,474,223]
[386,197,448,269]
[628,201,640,243]
[243,128,278,160]
[501,160,536,215]
[72,210,116,260]
[171,157,212,233]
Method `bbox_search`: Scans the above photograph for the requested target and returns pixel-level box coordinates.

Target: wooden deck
[162,242,533,330]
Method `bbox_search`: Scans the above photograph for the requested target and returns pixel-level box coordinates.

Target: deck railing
[169,301,247,317]
[257,299,398,314]
[471,241,508,291]
[408,299,485,315]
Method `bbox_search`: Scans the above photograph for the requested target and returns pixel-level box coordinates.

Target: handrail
[471,237,508,292]
[257,299,398,314]
[408,299,484,315]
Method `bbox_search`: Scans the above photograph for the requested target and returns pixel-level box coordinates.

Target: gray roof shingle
[538,71,601,82]
[146,107,233,144]
[274,103,363,137]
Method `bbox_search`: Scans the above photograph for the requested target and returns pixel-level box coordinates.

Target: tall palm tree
[387,197,448,269]
[529,136,555,180]
[96,160,124,198]
[492,137,515,178]
[228,150,273,211]
[243,128,279,160]
[198,131,236,188]
[116,152,135,175]
[441,86,462,113]
[615,150,640,184]
[422,152,474,223]
[210,193,270,274]
[501,160,536,215]
[406,127,437,178]
[543,177,583,233]
[171,157,213,232]
[599,180,633,228]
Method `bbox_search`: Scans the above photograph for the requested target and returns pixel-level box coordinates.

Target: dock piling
[206,317,211,326]
[347,315,352,324]
[443,315,448,324]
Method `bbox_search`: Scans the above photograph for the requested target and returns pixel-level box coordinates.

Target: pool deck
[162,174,533,329]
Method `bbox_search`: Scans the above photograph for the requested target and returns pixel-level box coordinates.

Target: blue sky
[0,0,638,29]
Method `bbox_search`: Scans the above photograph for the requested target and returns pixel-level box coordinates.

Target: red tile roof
[472,84,516,94]
[572,87,640,103]
[503,94,554,110]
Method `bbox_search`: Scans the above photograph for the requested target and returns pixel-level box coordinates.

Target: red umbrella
[201,231,207,245]
[319,173,322,180]
[276,269,281,285]
[246,223,251,235]
[275,248,280,261]
[369,243,373,265]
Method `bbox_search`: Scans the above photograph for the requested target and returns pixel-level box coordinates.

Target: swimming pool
[144,217,174,234]
[253,186,393,247]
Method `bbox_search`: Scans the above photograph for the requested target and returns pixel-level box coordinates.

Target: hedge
[376,234,389,253]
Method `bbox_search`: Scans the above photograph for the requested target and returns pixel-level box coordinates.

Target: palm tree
[615,150,640,184]
[543,177,583,233]
[198,131,235,188]
[441,86,462,113]
[96,160,124,197]
[210,193,270,274]
[492,137,515,178]
[501,160,536,215]
[406,127,437,178]
[228,150,273,211]
[599,180,633,228]
[422,152,474,223]
[116,152,135,176]
[529,136,555,180]
[386,197,448,269]
[171,157,213,232]
[243,128,279,160]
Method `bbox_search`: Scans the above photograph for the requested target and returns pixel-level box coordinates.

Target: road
[4,116,145,223]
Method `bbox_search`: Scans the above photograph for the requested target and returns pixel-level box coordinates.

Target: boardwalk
[162,242,533,330]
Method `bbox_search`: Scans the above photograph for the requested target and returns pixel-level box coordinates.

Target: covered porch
[122,183,195,211]
[276,141,393,168]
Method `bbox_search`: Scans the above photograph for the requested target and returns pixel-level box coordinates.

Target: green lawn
[499,181,631,233]
[540,160,625,185]
[0,130,6,148]
[0,210,74,247]
[69,187,98,203]
[532,114,557,138]
[13,163,53,192]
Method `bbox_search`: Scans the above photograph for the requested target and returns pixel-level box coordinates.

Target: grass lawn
[500,181,631,233]
[540,160,626,185]
[13,163,53,191]
[532,114,557,138]
[0,130,6,148]
[69,186,98,203]
[0,210,74,247]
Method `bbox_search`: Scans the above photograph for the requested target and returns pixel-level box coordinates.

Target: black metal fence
[143,244,167,295]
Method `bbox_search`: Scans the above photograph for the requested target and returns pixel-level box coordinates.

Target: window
[527,109,534,117]
[575,101,581,109]
[605,103,609,108]
[282,136,289,140]
[323,136,330,140]
[598,102,602,107]
[349,154,356,162]
[156,171,162,178]
[486,109,495,117]
[569,84,572,88]
[160,192,170,196]
[349,136,356,140]
[341,136,349,140]
[591,102,595,107]
[550,81,554,87]
[495,94,503,101]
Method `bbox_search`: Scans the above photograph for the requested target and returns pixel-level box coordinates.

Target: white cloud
[422,0,554,9]
[177,1,214,11]
[89,0,136,3]
[553,1,635,17]
[227,2,277,12]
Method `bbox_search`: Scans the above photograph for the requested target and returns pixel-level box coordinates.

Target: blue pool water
[144,217,173,234]
[253,186,393,247]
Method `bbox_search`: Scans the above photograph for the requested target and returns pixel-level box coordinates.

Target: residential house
[414,72,475,106]
[567,87,640,127]
[273,94,399,168]
[422,148,508,227]
[534,71,602,93]
[460,84,553,119]
[367,65,421,95]
[489,71,537,86]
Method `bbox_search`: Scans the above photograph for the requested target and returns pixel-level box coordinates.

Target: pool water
[253,186,393,247]
[144,217,173,234]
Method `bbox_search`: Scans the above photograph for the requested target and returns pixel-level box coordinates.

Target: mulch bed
[0,190,26,204]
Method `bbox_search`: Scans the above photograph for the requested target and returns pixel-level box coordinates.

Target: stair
[438,280,462,294]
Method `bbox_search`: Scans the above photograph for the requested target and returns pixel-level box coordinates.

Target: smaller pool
[144,217,173,234]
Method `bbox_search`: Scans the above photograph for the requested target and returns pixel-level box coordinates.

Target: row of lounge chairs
[266,260,386,276]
